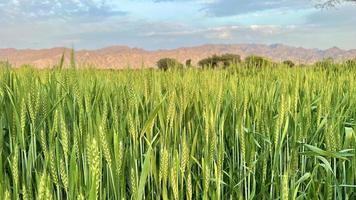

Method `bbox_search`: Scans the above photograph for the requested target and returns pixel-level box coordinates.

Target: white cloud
[0,0,126,22]
[143,25,295,39]
[202,0,312,16]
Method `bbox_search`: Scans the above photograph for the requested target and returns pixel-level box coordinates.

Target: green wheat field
[0,63,355,199]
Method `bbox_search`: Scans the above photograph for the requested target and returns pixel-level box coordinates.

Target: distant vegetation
[315,57,335,69]
[346,59,356,67]
[156,55,356,70]
[198,54,241,68]
[157,58,183,71]
[282,60,295,67]
[244,55,273,68]
[185,59,192,68]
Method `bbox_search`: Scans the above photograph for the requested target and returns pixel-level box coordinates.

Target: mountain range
[1,44,356,68]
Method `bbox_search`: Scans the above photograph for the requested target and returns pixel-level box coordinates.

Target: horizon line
[1,43,354,52]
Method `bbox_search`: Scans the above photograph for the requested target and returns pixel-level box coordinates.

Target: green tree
[283,60,295,68]
[198,54,241,68]
[157,58,183,71]
[220,54,241,67]
[245,55,271,68]
[198,55,219,68]
[185,59,192,68]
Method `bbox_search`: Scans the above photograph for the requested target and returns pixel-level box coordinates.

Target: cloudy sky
[0,0,355,50]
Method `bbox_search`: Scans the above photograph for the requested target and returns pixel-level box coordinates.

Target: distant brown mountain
[1,44,356,68]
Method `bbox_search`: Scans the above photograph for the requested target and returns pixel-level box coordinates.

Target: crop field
[0,64,355,199]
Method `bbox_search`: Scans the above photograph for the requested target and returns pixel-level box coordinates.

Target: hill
[1,44,356,68]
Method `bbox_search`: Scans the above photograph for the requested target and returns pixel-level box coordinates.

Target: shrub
[198,55,219,68]
[198,54,241,68]
[157,58,183,71]
[244,55,271,68]
[345,59,356,67]
[282,60,295,67]
[185,59,192,68]
[315,57,334,68]
[220,54,241,67]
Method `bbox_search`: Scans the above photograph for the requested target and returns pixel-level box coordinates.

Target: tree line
[156,54,298,70]
[156,54,356,70]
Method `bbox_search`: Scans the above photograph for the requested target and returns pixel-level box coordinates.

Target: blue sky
[0,0,355,50]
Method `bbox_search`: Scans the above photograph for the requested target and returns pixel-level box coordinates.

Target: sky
[0,0,355,50]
